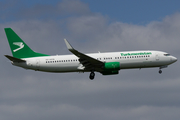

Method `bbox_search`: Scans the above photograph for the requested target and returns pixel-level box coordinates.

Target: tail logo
[13,42,24,52]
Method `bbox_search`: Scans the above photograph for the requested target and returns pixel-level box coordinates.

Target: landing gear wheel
[89,72,95,80]
[159,69,162,74]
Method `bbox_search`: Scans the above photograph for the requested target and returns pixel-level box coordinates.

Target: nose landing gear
[89,72,95,80]
[158,65,168,74]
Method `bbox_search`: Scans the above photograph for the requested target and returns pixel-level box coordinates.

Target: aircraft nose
[171,56,177,63]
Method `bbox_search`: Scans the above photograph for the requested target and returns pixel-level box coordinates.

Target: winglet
[64,39,74,50]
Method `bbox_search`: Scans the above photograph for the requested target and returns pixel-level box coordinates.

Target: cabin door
[36,59,40,69]
[156,54,159,61]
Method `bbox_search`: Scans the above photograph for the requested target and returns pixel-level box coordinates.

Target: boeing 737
[4,28,177,80]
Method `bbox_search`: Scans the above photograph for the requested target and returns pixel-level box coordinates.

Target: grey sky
[0,1,180,120]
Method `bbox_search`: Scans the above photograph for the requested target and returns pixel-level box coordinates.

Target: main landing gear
[89,71,95,80]
[159,69,162,74]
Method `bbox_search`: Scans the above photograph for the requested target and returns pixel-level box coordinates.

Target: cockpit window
[164,54,170,56]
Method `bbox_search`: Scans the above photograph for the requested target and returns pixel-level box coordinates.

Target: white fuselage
[12,50,177,73]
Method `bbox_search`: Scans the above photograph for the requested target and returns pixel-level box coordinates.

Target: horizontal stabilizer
[5,55,26,62]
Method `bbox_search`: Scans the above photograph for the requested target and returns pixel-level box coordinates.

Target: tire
[89,72,95,80]
[159,70,162,74]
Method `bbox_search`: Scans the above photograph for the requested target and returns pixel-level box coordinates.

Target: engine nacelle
[101,70,119,75]
[104,62,120,70]
[101,62,120,75]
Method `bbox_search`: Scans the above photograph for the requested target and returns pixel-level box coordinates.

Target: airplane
[4,28,177,80]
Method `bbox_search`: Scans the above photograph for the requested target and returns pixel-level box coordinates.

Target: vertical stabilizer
[4,28,49,58]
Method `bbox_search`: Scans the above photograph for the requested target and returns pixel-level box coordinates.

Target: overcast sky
[0,0,180,120]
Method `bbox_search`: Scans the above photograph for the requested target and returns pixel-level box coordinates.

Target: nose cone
[171,56,178,63]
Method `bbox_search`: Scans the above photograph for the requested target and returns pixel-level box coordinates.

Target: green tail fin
[4,28,49,58]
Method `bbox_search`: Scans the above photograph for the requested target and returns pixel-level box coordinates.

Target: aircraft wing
[64,39,104,71]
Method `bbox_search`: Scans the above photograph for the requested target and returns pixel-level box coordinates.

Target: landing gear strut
[89,72,95,80]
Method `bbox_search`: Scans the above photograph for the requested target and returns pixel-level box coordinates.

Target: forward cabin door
[156,54,159,61]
